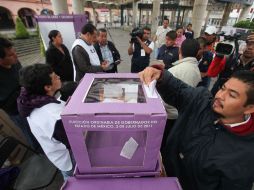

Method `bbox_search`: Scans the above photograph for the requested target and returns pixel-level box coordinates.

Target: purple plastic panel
[35,14,87,37]
[61,177,182,190]
[73,158,161,178]
[85,131,147,167]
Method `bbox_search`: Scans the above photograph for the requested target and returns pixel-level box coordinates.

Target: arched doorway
[0,6,15,29]
[40,9,54,15]
[18,8,36,28]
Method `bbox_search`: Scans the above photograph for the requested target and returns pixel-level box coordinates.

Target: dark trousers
[105,64,118,73]
[131,61,149,73]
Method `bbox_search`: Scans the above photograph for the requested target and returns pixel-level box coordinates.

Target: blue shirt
[100,44,114,64]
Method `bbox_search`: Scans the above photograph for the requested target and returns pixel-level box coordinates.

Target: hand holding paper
[144,80,158,98]
[138,66,162,85]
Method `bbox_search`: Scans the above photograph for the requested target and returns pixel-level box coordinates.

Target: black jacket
[94,41,121,73]
[157,45,179,69]
[46,43,74,82]
[0,62,21,115]
[157,70,254,190]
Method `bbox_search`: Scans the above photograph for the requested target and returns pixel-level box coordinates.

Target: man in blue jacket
[139,66,254,190]
[157,30,179,69]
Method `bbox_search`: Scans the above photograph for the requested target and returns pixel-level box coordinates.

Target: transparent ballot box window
[84,78,146,103]
[83,131,147,167]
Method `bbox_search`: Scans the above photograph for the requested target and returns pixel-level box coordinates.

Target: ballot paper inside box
[61,73,167,175]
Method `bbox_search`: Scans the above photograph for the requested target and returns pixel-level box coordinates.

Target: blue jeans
[61,168,74,181]
[61,152,76,181]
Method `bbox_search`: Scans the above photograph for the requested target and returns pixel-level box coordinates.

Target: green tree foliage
[233,20,254,30]
[15,17,30,39]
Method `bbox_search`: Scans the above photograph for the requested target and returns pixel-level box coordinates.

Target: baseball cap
[205,26,217,35]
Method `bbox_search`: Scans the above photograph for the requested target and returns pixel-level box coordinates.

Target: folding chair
[0,136,58,190]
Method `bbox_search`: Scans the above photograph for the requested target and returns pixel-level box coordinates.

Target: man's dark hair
[196,36,207,47]
[143,26,151,32]
[98,28,107,35]
[81,23,97,35]
[176,26,184,31]
[19,64,53,95]
[231,70,254,106]
[0,37,13,59]
[166,30,177,40]
[181,39,200,58]
[187,23,192,27]
[163,18,169,22]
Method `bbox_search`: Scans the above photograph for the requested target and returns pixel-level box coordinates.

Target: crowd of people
[0,16,254,190]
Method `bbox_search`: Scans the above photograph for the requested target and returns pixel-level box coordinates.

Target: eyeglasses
[144,32,150,35]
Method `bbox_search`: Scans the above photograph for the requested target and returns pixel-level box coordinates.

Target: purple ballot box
[61,177,182,190]
[61,73,167,175]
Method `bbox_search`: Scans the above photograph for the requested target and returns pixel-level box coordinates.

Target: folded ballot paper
[143,80,158,98]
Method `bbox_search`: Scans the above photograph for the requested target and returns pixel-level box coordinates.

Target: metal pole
[139,5,142,27]
[161,0,165,24]
[121,5,124,26]
[176,7,181,27]
[181,8,185,26]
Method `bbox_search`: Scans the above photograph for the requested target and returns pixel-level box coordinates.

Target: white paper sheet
[144,80,158,98]
[120,137,139,160]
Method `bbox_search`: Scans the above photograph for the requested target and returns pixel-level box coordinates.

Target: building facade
[0,0,120,30]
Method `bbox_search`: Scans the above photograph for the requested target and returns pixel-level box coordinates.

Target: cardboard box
[61,177,182,190]
[61,73,166,175]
